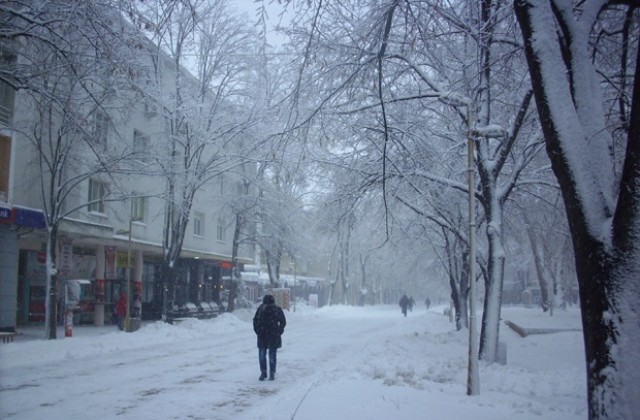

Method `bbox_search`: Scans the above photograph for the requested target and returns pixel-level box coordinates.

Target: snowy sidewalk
[1,305,587,420]
[9,321,154,343]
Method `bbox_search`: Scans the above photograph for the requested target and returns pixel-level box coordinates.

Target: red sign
[95,279,105,302]
[220,261,232,269]
[37,251,47,264]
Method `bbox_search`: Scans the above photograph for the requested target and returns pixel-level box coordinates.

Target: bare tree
[283,1,545,366]
[128,0,256,319]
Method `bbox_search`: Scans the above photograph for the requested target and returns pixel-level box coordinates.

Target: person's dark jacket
[253,295,286,349]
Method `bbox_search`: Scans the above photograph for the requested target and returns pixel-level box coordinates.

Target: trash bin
[126,318,141,332]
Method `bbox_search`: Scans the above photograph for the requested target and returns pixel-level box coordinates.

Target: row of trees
[268,0,638,418]
[2,0,638,416]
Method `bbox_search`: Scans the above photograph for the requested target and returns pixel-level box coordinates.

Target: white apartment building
[0,8,255,332]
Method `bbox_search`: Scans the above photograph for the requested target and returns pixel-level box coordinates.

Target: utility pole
[466,106,480,396]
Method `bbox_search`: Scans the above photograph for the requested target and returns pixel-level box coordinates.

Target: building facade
[0,9,255,332]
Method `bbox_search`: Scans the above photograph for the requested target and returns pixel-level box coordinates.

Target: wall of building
[0,5,260,329]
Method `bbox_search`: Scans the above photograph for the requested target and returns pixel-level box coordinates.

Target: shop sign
[105,246,117,279]
[0,205,11,224]
[59,239,73,277]
[116,251,133,269]
[13,206,45,228]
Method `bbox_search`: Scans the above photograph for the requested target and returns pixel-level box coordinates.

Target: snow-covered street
[0,304,586,419]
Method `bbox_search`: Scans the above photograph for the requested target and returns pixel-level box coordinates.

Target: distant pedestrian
[115,292,127,331]
[408,296,415,312]
[399,294,409,317]
[425,297,431,310]
[132,294,142,318]
[253,294,286,381]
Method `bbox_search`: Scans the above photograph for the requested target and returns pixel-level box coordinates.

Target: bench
[198,302,222,319]
[167,317,189,325]
[0,332,16,343]
[166,302,223,324]
[504,320,581,338]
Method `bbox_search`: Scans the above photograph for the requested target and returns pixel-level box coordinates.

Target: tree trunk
[227,212,243,312]
[341,225,351,305]
[359,254,368,306]
[45,228,58,339]
[450,248,469,331]
[161,261,176,320]
[478,202,506,363]
[523,213,550,312]
[515,1,640,417]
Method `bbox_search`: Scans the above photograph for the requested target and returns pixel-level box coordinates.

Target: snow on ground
[0,304,586,419]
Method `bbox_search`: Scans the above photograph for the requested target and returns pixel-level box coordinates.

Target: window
[93,110,109,148]
[88,179,108,213]
[0,135,11,198]
[0,50,15,126]
[133,129,149,156]
[0,79,14,126]
[131,196,146,222]
[218,175,224,195]
[216,216,226,241]
[140,262,156,303]
[193,212,204,237]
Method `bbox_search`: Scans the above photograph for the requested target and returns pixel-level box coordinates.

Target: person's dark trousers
[258,347,278,379]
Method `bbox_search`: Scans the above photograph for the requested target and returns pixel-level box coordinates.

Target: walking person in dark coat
[399,294,410,317]
[253,294,287,381]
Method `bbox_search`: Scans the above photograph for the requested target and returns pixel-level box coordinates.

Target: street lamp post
[438,92,494,396]
[125,217,132,332]
[466,107,480,396]
[289,259,297,312]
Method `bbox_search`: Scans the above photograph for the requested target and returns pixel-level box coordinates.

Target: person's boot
[269,371,275,381]
[259,371,267,381]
